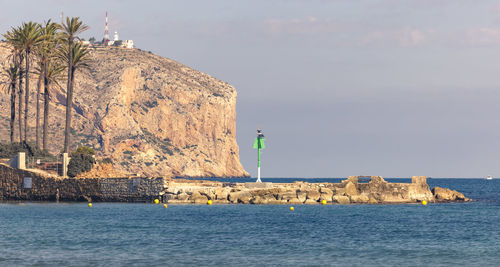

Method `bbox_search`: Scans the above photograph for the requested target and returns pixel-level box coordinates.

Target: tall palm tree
[1,64,19,143]
[34,20,59,149]
[58,17,89,153]
[41,60,64,151]
[4,26,25,143]
[34,62,43,148]
[18,22,43,144]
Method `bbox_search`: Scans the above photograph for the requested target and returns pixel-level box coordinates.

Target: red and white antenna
[103,11,109,45]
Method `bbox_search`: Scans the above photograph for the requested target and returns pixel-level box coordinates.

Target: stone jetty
[162,176,470,204]
[0,163,470,204]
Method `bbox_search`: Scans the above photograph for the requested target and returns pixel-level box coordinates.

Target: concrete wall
[0,164,165,202]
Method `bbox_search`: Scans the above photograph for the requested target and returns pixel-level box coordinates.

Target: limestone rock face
[0,43,248,178]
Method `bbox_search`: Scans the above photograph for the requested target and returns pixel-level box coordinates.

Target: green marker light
[253,128,265,182]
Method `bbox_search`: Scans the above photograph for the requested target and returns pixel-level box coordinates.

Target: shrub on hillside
[67,146,96,178]
[0,142,55,160]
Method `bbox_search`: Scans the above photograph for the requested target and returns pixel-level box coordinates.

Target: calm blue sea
[1,178,499,266]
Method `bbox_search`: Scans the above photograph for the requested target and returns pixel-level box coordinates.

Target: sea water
[0,179,499,266]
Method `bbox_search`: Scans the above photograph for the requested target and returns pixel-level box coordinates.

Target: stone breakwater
[1,164,470,204]
[162,176,470,204]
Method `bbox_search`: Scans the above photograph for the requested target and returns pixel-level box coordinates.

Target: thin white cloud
[361,28,435,47]
[262,16,338,35]
[465,27,500,45]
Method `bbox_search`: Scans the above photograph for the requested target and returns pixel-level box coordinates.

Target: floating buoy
[163,204,168,208]
[154,199,159,204]
[207,200,213,205]
[321,199,327,205]
[422,200,428,206]
[290,206,294,211]
[88,203,92,208]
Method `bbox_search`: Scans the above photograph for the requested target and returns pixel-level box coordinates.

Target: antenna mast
[103,11,109,45]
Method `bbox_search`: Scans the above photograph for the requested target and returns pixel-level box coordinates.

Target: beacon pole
[254,128,265,183]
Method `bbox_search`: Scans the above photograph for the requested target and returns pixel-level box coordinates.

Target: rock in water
[432,187,470,202]
[0,43,249,178]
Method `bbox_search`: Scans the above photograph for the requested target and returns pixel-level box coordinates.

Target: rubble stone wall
[0,164,164,202]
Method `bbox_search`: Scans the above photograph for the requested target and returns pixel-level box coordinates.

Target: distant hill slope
[0,42,249,177]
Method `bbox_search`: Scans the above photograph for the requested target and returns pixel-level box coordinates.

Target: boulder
[229,190,252,203]
[345,181,359,196]
[350,194,370,203]
[306,190,321,201]
[335,187,346,196]
[215,188,229,200]
[191,192,208,204]
[278,190,297,201]
[319,187,333,195]
[297,191,307,202]
[432,187,470,202]
[333,195,350,204]
[199,189,215,200]
[177,192,190,201]
[288,198,303,204]
[304,199,319,204]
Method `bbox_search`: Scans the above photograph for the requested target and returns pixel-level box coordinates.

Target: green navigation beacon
[253,128,266,182]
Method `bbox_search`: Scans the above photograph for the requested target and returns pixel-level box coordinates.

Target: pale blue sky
[2,0,500,177]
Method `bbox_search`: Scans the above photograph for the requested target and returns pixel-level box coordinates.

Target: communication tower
[103,11,110,45]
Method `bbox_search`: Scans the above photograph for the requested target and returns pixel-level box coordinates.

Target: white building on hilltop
[123,40,134,48]
[104,31,134,48]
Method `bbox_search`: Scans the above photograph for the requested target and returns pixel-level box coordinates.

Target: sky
[2,0,500,178]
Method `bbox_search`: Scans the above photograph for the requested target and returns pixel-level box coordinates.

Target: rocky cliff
[0,42,249,177]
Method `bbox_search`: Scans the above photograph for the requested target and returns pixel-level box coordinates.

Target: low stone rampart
[0,164,164,202]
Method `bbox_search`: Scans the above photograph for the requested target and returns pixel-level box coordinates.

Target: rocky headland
[0,42,248,178]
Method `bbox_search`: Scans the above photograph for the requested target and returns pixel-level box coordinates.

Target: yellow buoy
[163,204,168,208]
[154,199,159,204]
[422,200,428,206]
[207,200,213,205]
[321,199,327,205]
[88,203,92,208]
[290,206,294,211]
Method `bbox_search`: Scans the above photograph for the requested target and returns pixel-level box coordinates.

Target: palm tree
[1,64,19,143]
[4,26,25,143]
[41,60,64,151]
[34,62,43,148]
[34,20,59,149]
[18,22,43,144]
[58,17,89,153]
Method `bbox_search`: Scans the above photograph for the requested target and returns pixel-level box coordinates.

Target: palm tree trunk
[10,81,17,143]
[64,40,73,153]
[35,70,43,149]
[24,49,30,143]
[42,74,50,151]
[18,67,23,143]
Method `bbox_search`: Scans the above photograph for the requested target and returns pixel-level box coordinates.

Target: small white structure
[113,31,119,41]
[124,40,134,48]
